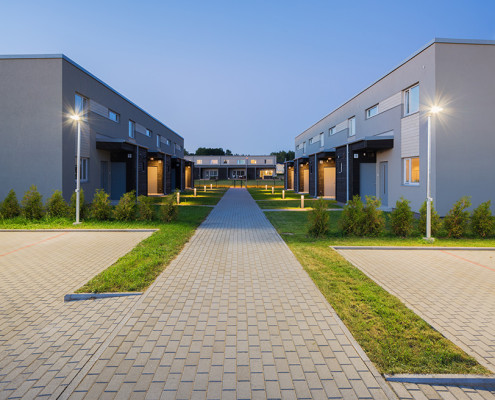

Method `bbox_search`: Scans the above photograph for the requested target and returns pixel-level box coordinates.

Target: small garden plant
[159,195,179,222]
[444,197,471,238]
[471,200,494,238]
[45,190,69,218]
[340,195,365,236]
[362,196,384,236]
[0,189,21,219]
[390,197,414,237]
[114,190,137,221]
[137,195,155,221]
[91,189,112,220]
[21,185,44,220]
[307,198,330,238]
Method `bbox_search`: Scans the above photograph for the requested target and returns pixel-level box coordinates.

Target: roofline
[0,54,184,140]
[295,37,495,140]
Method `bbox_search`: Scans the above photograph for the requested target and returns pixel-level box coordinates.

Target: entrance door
[323,167,336,197]
[303,169,309,192]
[289,170,294,189]
[379,161,388,206]
[148,166,158,194]
[110,162,126,200]
[360,163,376,201]
[100,161,109,193]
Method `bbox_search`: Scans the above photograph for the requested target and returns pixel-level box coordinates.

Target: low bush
[471,201,494,238]
[444,197,471,238]
[390,197,414,237]
[307,198,330,238]
[340,195,365,236]
[137,195,155,221]
[91,189,112,220]
[159,195,178,222]
[21,185,44,220]
[114,191,136,221]
[1,189,21,219]
[46,190,69,218]
[362,196,385,236]
[418,200,442,236]
[70,188,86,220]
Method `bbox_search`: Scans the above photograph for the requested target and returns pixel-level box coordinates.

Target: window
[211,159,218,165]
[320,132,324,147]
[75,157,89,182]
[309,138,314,144]
[403,157,420,185]
[196,160,203,165]
[223,160,229,164]
[108,110,119,122]
[329,126,336,136]
[250,159,257,164]
[404,84,419,115]
[303,141,306,154]
[128,120,135,138]
[75,94,88,120]
[237,159,246,165]
[176,144,182,151]
[165,139,170,146]
[366,105,378,119]
[156,134,161,148]
[348,117,356,136]
[146,128,152,137]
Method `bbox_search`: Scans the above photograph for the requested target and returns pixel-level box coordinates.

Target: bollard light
[265,184,267,190]
[282,190,285,199]
[272,187,274,194]
[210,183,212,190]
[194,188,197,197]
[176,192,180,204]
[301,195,304,209]
[204,185,206,192]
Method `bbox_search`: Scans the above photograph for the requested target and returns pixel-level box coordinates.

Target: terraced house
[0,54,191,202]
[287,38,495,215]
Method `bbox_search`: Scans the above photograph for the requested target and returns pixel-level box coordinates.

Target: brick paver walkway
[336,248,495,373]
[63,189,395,399]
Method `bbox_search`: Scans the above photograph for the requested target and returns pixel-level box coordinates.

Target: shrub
[159,195,178,222]
[46,190,69,218]
[418,200,442,236]
[307,198,329,238]
[390,197,414,237]
[21,185,44,220]
[339,195,365,236]
[114,191,136,221]
[70,188,86,220]
[91,189,112,220]
[471,201,494,238]
[362,196,385,236]
[1,189,21,218]
[137,195,155,221]
[444,197,471,238]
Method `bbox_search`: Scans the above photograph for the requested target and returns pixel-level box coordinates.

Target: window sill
[403,111,419,118]
[403,183,420,187]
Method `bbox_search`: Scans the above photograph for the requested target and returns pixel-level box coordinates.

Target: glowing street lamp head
[70,114,81,121]
[431,106,443,114]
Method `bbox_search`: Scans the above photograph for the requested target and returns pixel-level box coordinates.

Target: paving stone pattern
[336,248,495,375]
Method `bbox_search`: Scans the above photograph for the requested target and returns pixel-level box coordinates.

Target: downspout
[136,146,139,199]
[314,154,317,198]
[346,144,349,202]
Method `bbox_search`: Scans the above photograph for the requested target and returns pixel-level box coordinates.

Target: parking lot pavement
[336,248,495,373]
[0,231,152,399]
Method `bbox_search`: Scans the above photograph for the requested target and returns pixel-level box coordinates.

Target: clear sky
[1,0,494,154]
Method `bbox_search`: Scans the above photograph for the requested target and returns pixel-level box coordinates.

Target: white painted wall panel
[335,120,348,132]
[401,113,419,157]
[378,92,401,113]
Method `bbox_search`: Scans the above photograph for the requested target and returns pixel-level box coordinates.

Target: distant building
[0,54,192,202]
[288,38,495,215]
[185,155,277,180]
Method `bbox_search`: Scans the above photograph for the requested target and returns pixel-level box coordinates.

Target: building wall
[0,58,63,201]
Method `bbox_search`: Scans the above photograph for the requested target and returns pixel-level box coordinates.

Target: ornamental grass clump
[114,191,136,221]
[444,197,471,238]
[1,189,21,219]
[159,195,178,222]
[21,185,44,220]
[418,200,442,236]
[137,195,155,221]
[45,190,69,218]
[91,189,112,220]
[340,195,365,236]
[390,197,414,237]
[307,198,330,238]
[471,200,494,238]
[362,196,385,236]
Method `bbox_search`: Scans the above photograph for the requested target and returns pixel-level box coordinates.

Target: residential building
[185,155,277,180]
[287,38,495,215]
[0,54,192,203]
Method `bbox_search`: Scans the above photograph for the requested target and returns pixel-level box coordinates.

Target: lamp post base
[422,237,435,243]
[73,222,82,225]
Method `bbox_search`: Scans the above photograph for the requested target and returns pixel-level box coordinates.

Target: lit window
[404,84,419,115]
[348,117,356,136]
[108,110,119,122]
[237,159,246,165]
[403,157,420,184]
[211,159,219,165]
[366,105,378,119]
[329,126,336,136]
[128,120,135,138]
[320,132,324,147]
[75,93,88,120]
[156,134,160,148]
[196,160,203,165]
[146,128,152,137]
[250,159,257,164]
[75,157,89,182]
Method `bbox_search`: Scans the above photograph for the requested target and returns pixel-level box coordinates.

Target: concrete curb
[64,292,143,302]
[0,229,158,232]
[385,374,495,389]
[332,246,495,251]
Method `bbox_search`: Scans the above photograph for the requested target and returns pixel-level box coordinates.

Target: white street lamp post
[425,106,442,241]
[71,115,82,225]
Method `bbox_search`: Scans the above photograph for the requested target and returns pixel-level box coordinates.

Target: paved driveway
[336,248,495,373]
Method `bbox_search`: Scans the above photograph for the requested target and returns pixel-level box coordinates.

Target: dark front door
[111,162,126,200]
[100,161,109,193]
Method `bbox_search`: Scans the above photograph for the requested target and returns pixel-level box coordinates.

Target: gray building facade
[0,54,190,203]
[289,38,495,215]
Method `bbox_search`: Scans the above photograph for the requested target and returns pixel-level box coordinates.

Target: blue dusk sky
[1,0,494,155]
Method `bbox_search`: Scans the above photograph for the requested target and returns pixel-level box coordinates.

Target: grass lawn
[195,179,284,188]
[178,188,227,206]
[266,210,492,375]
[248,188,304,200]
[257,199,340,210]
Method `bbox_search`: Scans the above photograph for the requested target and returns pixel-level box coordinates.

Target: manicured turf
[195,179,284,188]
[178,188,227,206]
[247,188,304,200]
[266,210,491,374]
[256,199,340,209]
